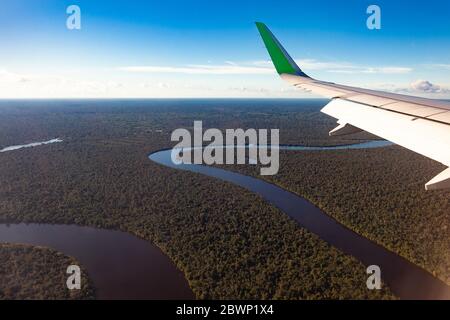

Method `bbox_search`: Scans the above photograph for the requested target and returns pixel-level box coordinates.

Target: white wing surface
[256,22,450,190]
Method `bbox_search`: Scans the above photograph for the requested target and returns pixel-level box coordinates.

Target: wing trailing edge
[256,23,450,190]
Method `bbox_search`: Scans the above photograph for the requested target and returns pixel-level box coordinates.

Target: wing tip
[255,22,307,77]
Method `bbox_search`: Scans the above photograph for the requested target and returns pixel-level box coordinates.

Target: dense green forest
[0,243,95,300]
[232,147,450,285]
[0,99,418,299]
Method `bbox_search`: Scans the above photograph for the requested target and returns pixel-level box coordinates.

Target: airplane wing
[256,22,450,190]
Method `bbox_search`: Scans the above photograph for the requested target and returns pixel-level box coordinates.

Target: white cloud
[118,64,274,75]
[119,59,412,75]
[0,68,133,98]
[409,79,449,93]
[157,82,170,88]
[228,86,270,94]
[252,59,359,71]
[1,60,440,98]
[0,68,65,85]
[0,69,30,83]
[378,79,450,96]
[425,63,450,70]
[292,59,412,74]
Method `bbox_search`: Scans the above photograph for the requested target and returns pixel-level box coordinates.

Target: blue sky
[1,0,450,98]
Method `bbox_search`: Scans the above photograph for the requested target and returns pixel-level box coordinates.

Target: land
[0,243,95,300]
[230,147,450,285]
[0,98,445,299]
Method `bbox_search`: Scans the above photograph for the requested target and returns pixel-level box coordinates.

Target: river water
[0,223,194,299]
[0,138,63,153]
[0,138,195,299]
[2,139,448,299]
[149,142,450,300]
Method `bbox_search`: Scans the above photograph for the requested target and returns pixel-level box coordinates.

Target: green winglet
[255,22,308,77]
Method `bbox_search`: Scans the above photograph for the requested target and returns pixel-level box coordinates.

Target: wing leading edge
[256,22,450,190]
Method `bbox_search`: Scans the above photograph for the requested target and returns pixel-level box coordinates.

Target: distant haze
[1,0,450,98]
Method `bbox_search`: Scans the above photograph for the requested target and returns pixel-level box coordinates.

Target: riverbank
[0,223,194,299]
[149,146,450,299]
[0,243,95,300]
[0,99,427,299]
[224,147,450,288]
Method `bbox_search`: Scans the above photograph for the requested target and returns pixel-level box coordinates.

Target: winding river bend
[0,224,194,300]
[0,139,193,299]
[1,139,449,299]
[149,141,450,300]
